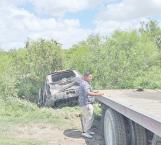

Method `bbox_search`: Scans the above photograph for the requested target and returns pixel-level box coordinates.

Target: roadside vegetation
[0,20,161,144]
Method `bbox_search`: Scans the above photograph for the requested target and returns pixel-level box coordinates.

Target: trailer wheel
[152,135,161,145]
[104,108,127,145]
[100,104,108,136]
[129,121,147,145]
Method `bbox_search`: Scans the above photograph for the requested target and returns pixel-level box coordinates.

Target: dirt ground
[9,115,105,145]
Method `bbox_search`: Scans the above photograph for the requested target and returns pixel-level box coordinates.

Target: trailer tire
[152,135,161,145]
[100,104,108,136]
[129,121,147,145]
[104,108,127,145]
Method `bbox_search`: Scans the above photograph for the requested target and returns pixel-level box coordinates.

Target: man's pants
[81,104,94,133]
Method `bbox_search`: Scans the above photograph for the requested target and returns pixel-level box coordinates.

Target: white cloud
[94,18,150,35]
[95,0,161,35]
[0,0,101,49]
[30,0,101,16]
[98,0,161,21]
[0,0,101,16]
[0,5,91,49]
[0,0,161,50]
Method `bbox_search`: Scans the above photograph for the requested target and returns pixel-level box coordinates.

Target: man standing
[79,72,104,139]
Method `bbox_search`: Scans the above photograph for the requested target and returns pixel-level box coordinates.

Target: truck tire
[104,108,127,145]
[152,135,161,145]
[129,121,147,145]
[37,88,44,107]
[44,96,53,107]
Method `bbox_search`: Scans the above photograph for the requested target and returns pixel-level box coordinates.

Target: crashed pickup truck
[37,70,81,107]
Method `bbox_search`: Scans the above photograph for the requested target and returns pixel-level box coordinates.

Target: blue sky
[22,0,104,29]
[0,0,161,50]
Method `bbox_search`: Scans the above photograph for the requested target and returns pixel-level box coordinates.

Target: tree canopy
[0,20,161,102]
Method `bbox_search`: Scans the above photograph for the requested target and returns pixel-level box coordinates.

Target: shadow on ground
[63,118,105,145]
[64,129,82,139]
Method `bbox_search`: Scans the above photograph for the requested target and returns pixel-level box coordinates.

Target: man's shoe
[82,132,93,139]
[88,131,95,135]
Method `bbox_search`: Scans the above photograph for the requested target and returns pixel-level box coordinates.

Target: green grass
[0,97,64,124]
[0,97,101,124]
[93,103,102,118]
[0,96,102,145]
[0,96,80,145]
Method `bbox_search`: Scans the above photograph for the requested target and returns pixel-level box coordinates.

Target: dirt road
[10,123,104,145]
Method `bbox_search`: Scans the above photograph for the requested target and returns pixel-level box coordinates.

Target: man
[79,71,104,139]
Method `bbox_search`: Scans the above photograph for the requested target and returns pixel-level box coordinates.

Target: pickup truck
[37,70,81,107]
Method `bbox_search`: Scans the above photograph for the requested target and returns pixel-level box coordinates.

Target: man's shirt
[78,80,94,106]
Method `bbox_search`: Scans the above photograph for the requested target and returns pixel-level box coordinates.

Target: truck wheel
[152,135,161,145]
[129,121,147,145]
[37,88,44,107]
[44,97,53,107]
[104,108,127,145]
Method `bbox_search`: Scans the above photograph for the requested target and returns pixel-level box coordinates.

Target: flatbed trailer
[96,89,161,145]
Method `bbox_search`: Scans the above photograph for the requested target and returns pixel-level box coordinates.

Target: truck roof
[96,89,161,137]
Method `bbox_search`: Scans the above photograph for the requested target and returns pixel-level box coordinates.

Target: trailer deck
[96,89,161,137]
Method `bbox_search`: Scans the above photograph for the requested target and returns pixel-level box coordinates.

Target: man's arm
[88,91,104,96]
[83,82,104,96]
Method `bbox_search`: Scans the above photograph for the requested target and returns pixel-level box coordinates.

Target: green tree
[11,39,64,101]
